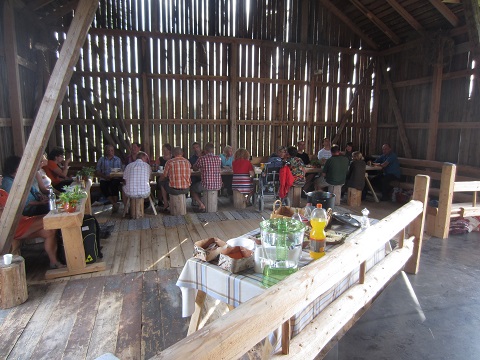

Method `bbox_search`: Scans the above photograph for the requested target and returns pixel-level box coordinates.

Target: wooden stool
[170,193,187,215]
[328,184,343,206]
[233,190,247,209]
[288,185,302,208]
[0,255,28,309]
[204,190,219,212]
[347,187,362,207]
[123,195,157,218]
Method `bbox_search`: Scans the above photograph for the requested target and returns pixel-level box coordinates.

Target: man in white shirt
[317,138,332,165]
[123,152,151,199]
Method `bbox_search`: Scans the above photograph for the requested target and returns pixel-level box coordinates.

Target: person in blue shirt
[370,143,401,201]
[96,144,123,213]
[1,155,50,216]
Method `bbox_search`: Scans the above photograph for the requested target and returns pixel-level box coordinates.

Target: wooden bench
[42,192,106,280]
[425,163,480,239]
[386,158,480,203]
[154,175,430,360]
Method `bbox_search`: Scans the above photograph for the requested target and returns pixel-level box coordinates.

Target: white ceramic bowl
[226,237,255,250]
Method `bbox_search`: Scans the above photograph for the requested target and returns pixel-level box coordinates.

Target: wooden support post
[405,175,430,274]
[434,163,456,239]
[426,43,444,160]
[288,186,302,208]
[328,185,343,206]
[0,0,99,254]
[3,0,26,156]
[229,43,239,150]
[0,255,28,309]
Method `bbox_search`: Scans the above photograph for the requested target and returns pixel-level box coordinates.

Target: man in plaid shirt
[123,152,151,199]
[158,147,191,212]
[191,143,222,212]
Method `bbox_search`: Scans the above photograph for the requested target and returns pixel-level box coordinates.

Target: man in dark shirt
[296,140,310,165]
[370,143,401,201]
[314,146,350,190]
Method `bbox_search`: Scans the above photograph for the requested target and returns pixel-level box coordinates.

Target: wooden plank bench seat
[425,163,480,239]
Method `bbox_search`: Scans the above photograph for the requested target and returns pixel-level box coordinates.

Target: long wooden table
[42,193,106,280]
[177,218,385,354]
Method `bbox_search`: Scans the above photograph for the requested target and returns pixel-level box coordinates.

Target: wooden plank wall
[46,0,376,162]
[0,1,479,169]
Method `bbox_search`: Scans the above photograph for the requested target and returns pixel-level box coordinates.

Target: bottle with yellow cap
[309,203,327,259]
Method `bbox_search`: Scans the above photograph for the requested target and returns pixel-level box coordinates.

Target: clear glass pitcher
[259,218,305,281]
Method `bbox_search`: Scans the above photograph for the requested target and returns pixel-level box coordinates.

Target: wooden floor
[0,195,402,360]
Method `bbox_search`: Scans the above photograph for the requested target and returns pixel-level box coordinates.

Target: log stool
[0,255,28,309]
[287,185,303,208]
[233,190,247,209]
[123,195,157,218]
[204,190,219,212]
[347,188,362,207]
[170,194,187,215]
[328,185,343,206]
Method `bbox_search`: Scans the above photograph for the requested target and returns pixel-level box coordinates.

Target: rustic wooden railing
[152,175,430,360]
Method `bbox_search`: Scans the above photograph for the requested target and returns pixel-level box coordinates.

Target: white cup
[3,254,13,265]
[159,166,164,171]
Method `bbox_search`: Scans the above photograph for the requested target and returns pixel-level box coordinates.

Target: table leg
[281,319,291,355]
[365,174,379,203]
[187,290,207,335]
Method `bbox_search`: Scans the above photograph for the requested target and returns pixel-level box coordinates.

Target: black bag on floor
[56,214,102,264]
[82,214,101,264]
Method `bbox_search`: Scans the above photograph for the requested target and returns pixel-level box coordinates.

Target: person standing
[123,152,151,199]
[317,138,332,165]
[159,147,192,212]
[191,143,222,212]
[315,145,350,190]
[370,143,401,201]
[96,144,123,213]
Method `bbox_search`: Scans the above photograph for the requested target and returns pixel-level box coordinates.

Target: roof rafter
[318,0,378,50]
[429,0,460,27]
[386,0,424,33]
[350,0,401,44]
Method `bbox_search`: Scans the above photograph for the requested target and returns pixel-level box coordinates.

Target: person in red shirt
[0,184,64,269]
[43,147,74,191]
[232,148,254,194]
[191,143,222,212]
[158,147,192,212]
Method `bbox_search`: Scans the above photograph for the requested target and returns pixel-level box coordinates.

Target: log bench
[42,193,106,280]
[425,163,480,239]
[153,175,430,360]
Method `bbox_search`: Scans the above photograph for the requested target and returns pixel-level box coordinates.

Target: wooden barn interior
[0,0,480,359]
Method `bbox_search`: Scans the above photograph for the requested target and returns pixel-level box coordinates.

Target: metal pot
[305,191,336,211]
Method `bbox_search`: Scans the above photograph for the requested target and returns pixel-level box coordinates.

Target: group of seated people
[94,141,255,214]
[1,154,66,269]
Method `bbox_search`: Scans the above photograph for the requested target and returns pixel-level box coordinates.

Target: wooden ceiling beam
[0,0,98,254]
[27,0,57,11]
[428,0,460,27]
[386,0,424,33]
[319,0,378,50]
[41,0,79,23]
[350,0,401,44]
